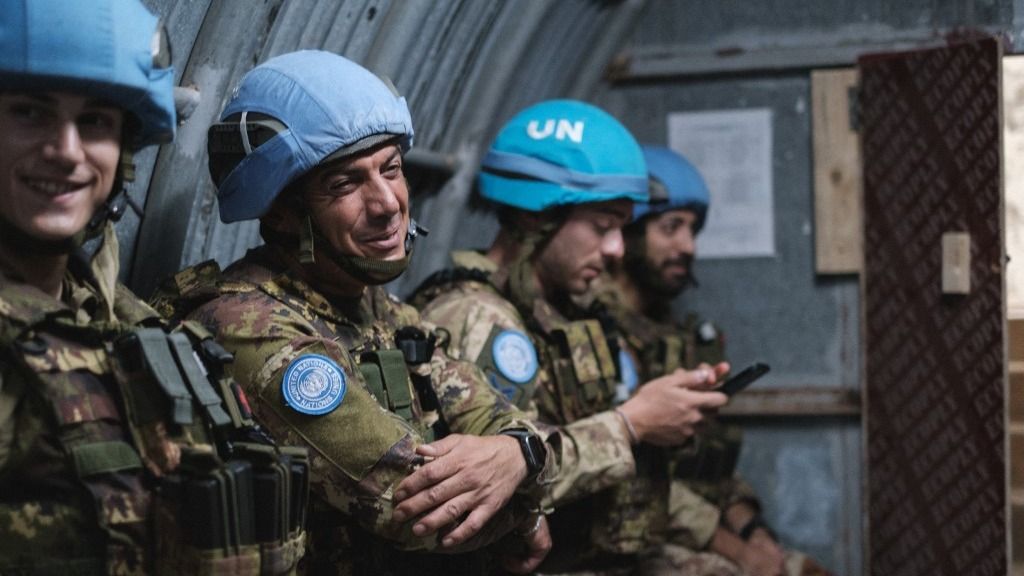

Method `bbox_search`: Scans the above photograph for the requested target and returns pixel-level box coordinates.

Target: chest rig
[526,299,619,424]
[609,304,741,497]
[0,280,308,575]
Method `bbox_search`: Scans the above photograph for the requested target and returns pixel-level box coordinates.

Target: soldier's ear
[261,179,309,234]
[260,197,298,234]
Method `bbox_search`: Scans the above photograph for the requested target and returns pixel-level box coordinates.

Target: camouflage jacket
[0,227,164,575]
[416,251,671,570]
[589,275,760,515]
[165,246,552,574]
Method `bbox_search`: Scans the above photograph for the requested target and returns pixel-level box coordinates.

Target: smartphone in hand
[717,363,770,396]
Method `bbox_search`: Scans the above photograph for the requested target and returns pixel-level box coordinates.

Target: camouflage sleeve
[666,478,722,550]
[540,410,635,507]
[423,347,531,436]
[190,294,501,552]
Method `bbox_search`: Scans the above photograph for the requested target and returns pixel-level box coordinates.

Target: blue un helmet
[0,0,176,150]
[633,146,710,233]
[208,50,414,224]
[479,100,648,212]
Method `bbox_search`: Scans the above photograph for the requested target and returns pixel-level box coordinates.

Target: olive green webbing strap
[133,328,194,425]
[70,441,143,477]
[167,332,232,427]
[358,351,413,421]
[358,362,388,411]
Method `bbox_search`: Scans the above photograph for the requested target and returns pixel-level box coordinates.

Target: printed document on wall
[668,108,775,258]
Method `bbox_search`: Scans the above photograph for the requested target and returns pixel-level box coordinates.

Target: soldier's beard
[623,248,696,301]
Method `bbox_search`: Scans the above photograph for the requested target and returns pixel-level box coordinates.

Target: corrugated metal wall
[127,0,645,296]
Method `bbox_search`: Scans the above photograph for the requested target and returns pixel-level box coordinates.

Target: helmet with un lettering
[633,145,710,233]
[208,50,414,223]
[479,99,648,211]
[0,0,176,149]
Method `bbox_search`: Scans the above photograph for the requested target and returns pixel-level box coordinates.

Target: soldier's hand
[738,537,786,576]
[617,364,729,446]
[501,515,551,574]
[391,433,527,547]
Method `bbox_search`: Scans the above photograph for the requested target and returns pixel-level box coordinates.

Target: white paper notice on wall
[667,108,775,259]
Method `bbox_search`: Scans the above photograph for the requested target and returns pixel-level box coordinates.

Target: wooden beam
[1003,56,1024,318]
[719,386,861,418]
[811,68,863,275]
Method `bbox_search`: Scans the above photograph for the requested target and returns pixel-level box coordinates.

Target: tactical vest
[610,304,742,498]
[0,281,308,576]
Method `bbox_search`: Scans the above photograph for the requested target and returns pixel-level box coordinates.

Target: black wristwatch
[501,429,547,482]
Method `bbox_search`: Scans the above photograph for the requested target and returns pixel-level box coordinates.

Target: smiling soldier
[155,51,560,575]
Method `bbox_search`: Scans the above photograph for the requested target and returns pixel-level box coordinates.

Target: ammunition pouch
[154,445,308,575]
[114,325,309,575]
[539,319,618,423]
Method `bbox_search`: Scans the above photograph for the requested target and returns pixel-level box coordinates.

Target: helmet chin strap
[298,213,429,286]
[84,144,143,249]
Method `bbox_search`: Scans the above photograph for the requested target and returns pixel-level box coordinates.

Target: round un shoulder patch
[492,329,538,384]
[282,354,347,415]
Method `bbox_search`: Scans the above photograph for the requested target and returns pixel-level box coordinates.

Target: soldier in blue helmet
[0,1,309,574]
[591,145,834,576]
[409,100,730,574]
[157,50,559,575]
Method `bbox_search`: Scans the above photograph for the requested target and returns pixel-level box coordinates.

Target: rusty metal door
[860,37,1007,575]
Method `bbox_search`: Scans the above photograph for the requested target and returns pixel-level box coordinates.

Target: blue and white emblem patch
[492,329,538,384]
[618,348,639,395]
[282,354,347,415]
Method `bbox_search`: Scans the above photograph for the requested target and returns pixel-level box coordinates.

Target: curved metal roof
[127,0,645,296]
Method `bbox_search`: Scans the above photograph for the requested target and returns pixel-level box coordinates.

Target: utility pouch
[114,328,194,427]
[155,449,261,575]
[117,328,195,425]
[394,327,448,439]
[659,335,684,374]
[254,445,309,575]
[282,447,310,535]
[548,320,618,421]
[358,350,415,421]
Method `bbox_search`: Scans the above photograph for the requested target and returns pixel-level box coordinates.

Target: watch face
[523,433,546,473]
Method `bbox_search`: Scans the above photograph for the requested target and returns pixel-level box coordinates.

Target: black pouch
[183,471,228,550]
[282,447,310,534]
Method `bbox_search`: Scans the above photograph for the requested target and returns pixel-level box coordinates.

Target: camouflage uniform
[591,276,829,576]
[0,225,306,575]
[0,226,159,575]
[159,245,553,575]
[416,251,663,575]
